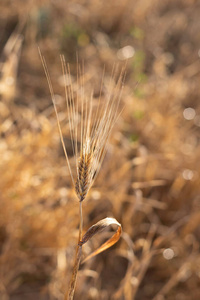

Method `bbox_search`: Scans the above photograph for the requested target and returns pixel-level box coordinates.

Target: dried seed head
[40,51,125,202]
[75,152,92,202]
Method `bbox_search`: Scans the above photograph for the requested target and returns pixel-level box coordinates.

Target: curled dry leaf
[79,217,122,263]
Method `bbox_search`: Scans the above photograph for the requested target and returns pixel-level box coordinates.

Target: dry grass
[1,0,200,299]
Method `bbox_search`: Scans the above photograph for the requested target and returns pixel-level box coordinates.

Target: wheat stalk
[39,49,124,300]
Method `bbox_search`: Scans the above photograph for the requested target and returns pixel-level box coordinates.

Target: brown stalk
[66,200,83,300]
[66,243,82,300]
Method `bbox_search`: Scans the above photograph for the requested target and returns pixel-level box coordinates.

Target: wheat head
[40,52,125,203]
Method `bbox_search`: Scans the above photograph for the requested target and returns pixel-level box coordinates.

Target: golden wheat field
[1,1,200,299]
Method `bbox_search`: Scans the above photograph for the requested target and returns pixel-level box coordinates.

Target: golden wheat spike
[75,152,92,202]
[40,49,125,202]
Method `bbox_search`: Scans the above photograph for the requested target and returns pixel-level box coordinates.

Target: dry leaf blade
[80,217,122,263]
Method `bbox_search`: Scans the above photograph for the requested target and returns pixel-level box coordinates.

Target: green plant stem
[65,202,83,300]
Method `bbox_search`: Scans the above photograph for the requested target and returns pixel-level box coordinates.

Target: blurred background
[0,0,200,299]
